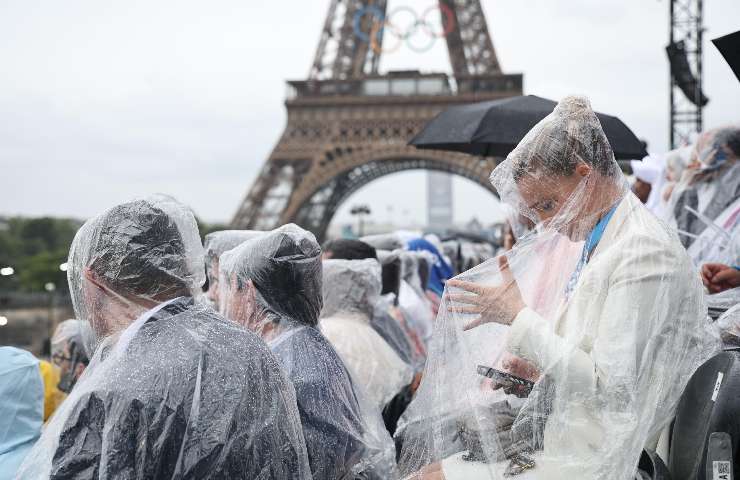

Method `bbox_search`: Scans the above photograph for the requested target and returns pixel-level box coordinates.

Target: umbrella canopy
[712,30,740,83]
[409,95,647,160]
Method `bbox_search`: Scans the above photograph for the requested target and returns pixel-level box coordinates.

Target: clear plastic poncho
[397,96,718,480]
[218,224,397,480]
[18,195,311,480]
[670,126,740,247]
[686,196,740,268]
[203,229,263,307]
[376,250,428,370]
[320,258,415,409]
[67,194,206,344]
[51,319,95,360]
[373,294,423,372]
[397,251,436,347]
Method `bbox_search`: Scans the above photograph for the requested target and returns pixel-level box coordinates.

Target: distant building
[427,171,453,229]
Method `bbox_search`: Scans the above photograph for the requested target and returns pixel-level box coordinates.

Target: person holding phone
[402,96,716,480]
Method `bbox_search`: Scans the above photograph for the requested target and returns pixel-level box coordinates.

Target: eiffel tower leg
[232,0,522,241]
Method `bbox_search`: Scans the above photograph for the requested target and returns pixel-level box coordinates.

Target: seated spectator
[0,347,44,479]
[322,238,378,260]
[50,319,93,394]
[202,229,262,308]
[672,126,740,247]
[219,225,397,480]
[407,237,454,298]
[323,239,419,368]
[17,195,310,480]
[320,258,414,409]
[37,360,66,422]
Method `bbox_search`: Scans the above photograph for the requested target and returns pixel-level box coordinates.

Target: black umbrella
[409,95,648,160]
[712,30,740,83]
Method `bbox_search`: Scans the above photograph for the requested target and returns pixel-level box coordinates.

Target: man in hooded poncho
[203,229,263,308]
[218,224,397,480]
[16,195,311,480]
[322,239,421,370]
[399,96,717,480]
[320,259,415,412]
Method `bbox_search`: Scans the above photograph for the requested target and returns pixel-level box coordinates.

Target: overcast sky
[1,0,738,228]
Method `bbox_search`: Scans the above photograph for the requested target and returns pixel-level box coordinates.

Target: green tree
[0,216,81,292]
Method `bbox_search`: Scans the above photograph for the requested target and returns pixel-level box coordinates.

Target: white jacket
[501,192,711,479]
[443,193,715,480]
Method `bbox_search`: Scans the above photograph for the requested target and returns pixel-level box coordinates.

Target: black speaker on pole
[667,40,710,107]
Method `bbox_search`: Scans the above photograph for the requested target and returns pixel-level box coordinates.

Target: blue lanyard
[564,204,619,300]
[583,205,618,261]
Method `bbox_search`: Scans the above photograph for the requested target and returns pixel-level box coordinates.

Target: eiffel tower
[231,0,522,241]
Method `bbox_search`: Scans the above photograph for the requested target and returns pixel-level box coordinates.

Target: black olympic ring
[353,3,456,54]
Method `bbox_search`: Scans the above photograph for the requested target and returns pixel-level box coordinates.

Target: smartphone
[477,365,535,398]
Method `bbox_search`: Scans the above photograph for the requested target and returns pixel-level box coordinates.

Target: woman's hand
[501,353,540,383]
[404,462,446,480]
[446,256,526,330]
[702,263,740,294]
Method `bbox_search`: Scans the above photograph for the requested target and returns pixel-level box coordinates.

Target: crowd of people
[1,96,738,480]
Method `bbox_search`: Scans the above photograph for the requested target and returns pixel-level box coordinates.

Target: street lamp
[45,282,57,342]
[350,204,371,237]
[0,316,7,326]
[0,266,14,276]
[59,262,68,272]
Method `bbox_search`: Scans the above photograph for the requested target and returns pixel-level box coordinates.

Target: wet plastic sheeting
[18,196,311,479]
[398,96,718,480]
[203,229,263,306]
[218,225,398,479]
[51,319,95,359]
[669,127,740,247]
[320,259,414,409]
[372,295,423,371]
[66,194,206,351]
[396,251,435,347]
[686,196,740,267]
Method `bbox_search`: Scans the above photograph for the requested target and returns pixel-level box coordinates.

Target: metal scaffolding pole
[669,0,705,148]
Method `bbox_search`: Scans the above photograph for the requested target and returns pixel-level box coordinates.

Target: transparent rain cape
[667,127,740,248]
[17,196,311,479]
[397,96,719,480]
[218,225,398,479]
[51,319,95,360]
[320,258,414,410]
[203,229,263,308]
[396,250,436,347]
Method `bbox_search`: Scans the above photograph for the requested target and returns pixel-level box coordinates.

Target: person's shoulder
[613,194,683,252]
[274,325,342,362]
[130,302,282,383]
[273,326,353,384]
[154,301,267,349]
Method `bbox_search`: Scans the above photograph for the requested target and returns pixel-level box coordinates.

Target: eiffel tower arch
[232,0,523,241]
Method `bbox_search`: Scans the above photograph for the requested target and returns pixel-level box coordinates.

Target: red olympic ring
[420,3,456,38]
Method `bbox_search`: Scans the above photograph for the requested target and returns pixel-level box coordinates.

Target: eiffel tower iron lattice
[231,0,523,241]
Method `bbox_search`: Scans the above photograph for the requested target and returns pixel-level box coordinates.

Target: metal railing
[286,73,523,99]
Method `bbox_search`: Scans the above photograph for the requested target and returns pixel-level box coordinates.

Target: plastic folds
[397,96,718,480]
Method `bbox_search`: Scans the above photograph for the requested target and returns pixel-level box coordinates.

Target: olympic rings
[353,3,456,55]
